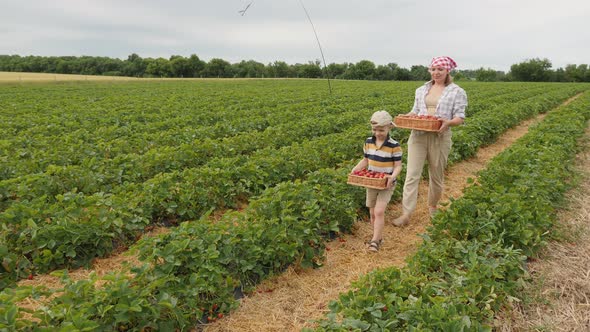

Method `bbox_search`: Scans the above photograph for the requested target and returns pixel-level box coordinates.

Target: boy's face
[371,125,390,140]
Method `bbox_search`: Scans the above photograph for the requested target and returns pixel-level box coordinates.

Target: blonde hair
[445,74,453,85]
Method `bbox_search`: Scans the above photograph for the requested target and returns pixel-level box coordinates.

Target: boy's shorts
[366,186,395,208]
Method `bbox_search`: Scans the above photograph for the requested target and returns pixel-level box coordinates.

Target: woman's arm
[438,116,464,132]
[438,88,467,132]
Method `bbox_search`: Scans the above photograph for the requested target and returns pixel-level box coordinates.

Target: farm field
[1,78,589,330]
[0,71,141,82]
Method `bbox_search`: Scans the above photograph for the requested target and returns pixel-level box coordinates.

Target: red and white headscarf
[430,56,457,71]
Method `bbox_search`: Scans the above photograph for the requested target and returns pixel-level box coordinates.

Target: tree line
[1,54,589,82]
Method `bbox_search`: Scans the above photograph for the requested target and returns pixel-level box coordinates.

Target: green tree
[354,60,376,80]
[268,61,292,78]
[374,64,394,80]
[145,57,172,77]
[475,67,498,82]
[341,63,361,80]
[169,55,191,78]
[327,62,348,79]
[410,65,430,81]
[56,59,73,74]
[564,64,589,82]
[509,58,553,82]
[392,66,411,81]
[232,60,266,78]
[296,60,322,78]
[122,53,146,77]
[203,58,233,78]
[187,54,205,77]
[553,68,567,82]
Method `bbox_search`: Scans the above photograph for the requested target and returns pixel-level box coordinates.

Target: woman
[393,56,467,226]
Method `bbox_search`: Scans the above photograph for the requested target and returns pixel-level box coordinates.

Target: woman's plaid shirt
[410,81,467,120]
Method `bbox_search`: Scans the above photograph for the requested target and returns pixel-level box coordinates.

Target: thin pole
[298,0,332,94]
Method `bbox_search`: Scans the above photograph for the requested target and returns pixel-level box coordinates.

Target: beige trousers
[401,130,452,215]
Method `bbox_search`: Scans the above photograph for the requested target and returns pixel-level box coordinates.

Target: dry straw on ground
[493,127,590,332]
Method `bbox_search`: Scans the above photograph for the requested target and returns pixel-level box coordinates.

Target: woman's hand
[438,117,464,133]
[438,119,451,133]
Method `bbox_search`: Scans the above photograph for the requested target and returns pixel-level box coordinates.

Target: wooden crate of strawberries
[347,169,388,189]
[394,114,442,132]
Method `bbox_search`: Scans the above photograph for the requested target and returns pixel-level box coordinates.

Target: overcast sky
[1,0,589,72]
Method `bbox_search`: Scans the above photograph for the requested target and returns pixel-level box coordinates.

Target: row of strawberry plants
[1,80,330,135]
[89,82,569,225]
[0,83,581,293]
[102,85,588,330]
[314,91,590,330]
[0,81,550,180]
[107,83,577,227]
[0,85,580,289]
[447,84,586,162]
[16,88,583,327]
[0,165,363,330]
[0,104,383,222]
[134,85,583,224]
[1,88,587,330]
[464,83,553,114]
[0,82,354,180]
[0,123,371,284]
[0,102,366,210]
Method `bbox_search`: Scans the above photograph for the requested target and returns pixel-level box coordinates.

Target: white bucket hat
[370,110,393,127]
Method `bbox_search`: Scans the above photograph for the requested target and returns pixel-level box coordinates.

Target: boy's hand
[387,177,397,188]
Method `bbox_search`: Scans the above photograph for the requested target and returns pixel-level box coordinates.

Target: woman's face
[429,66,449,83]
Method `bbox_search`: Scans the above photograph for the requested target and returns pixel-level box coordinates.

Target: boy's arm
[387,161,403,187]
[391,160,402,179]
[351,158,368,173]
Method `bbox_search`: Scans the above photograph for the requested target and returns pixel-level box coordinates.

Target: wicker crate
[347,174,387,189]
[394,116,442,132]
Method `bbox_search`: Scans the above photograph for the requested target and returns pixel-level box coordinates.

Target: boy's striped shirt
[363,136,403,174]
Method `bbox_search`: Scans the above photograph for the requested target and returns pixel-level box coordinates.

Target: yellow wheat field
[0,72,279,83]
[0,71,139,82]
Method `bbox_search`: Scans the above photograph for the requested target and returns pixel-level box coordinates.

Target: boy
[351,110,403,252]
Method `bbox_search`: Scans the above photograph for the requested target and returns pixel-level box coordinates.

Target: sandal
[368,240,382,252]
